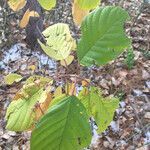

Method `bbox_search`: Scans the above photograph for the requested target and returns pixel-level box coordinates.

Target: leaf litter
[0,0,150,149]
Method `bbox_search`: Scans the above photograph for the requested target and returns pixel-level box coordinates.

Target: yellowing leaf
[20,9,40,28]
[72,1,89,25]
[25,75,53,86]
[37,0,56,10]
[72,40,77,51]
[78,87,119,133]
[65,82,76,96]
[28,65,36,71]
[82,79,90,86]
[60,55,74,67]
[13,76,53,101]
[54,86,63,98]
[8,0,26,11]
[39,23,75,60]
[75,0,100,10]
[35,92,52,121]
[5,73,22,85]
[6,77,52,131]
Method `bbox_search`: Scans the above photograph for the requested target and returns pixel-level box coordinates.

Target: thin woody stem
[71,74,77,96]
[36,102,44,115]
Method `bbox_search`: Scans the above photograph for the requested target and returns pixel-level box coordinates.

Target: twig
[71,74,77,96]
[128,100,145,131]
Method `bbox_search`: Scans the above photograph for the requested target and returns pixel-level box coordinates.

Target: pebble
[144,112,150,119]
[142,70,150,80]
[2,133,10,140]
[103,141,109,148]
[110,121,120,132]
[134,51,141,60]
[132,89,143,96]
[120,101,126,108]
[145,81,150,88]
[7,131,16,136]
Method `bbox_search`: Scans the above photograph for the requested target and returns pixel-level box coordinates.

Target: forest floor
[0,0,150,150]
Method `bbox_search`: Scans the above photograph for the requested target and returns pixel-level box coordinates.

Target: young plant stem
[71,74,77,96]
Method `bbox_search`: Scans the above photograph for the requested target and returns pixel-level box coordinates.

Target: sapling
[5,0,131,149]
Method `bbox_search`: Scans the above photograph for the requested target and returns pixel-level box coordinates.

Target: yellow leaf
[54,86,63,98]
[72,40,77,51]
[20,9,40,28]
[60,55,74,67]
[28,65,36,71]
[72,0,89,26]
[5,73,22,85]
[8,0,26,11]
[82,79,90,86]
[65,82,76,96]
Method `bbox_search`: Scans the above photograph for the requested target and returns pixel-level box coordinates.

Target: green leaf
[5,73,22,85]
[37,0,56,10]
[25,75,53,86]
[78,87,119,133]
[77,6,131,66]
[5,77,52,131]
[39,23,75,60]
[76,0,100,10]
[48,94,66,108]
[31,96,92,150]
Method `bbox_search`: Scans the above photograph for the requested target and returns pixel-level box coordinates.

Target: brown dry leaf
[20,9,40,28]
[72,0,89,26]
[13,92,24,100]
[8,0,26,11]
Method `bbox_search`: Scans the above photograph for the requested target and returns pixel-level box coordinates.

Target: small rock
[103,141,109,148]
[128,145,135,150]
[0,129,3,136]
[7,131,16,136]
[132,89,143,96]
[134,51,141,60]
[99,79,109,89]
[106,136,115,149]
[142,70,150,80]
[136,145,149,150]
[2,133,10,140]
[120,101,126,108]
[13,145,19,150]
[145,81,150,88]
[112,77,120,86]
[144,112,150,119]
[110,121,119,132]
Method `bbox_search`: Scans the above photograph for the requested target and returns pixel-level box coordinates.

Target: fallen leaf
[8,0,26,11]
[60,55,74,67]
[72,0,89,25]
[5,73,22,85]
[20,9,40,28]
